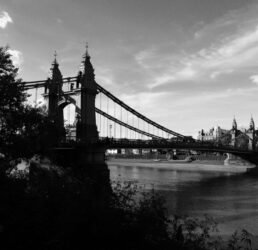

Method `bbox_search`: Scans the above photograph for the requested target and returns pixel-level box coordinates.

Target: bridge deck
[61,138,256,155]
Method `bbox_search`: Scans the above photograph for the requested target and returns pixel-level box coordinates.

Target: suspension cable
[22,77,186,138]
[127,111,129,139]
[100,93,102,137]
[120,105,122,138]
[95,108,163,139]
[114,101,116,138]
[34,87,38,107]
[107,97,109,136]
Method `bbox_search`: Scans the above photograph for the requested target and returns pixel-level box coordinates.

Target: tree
[235,133,249,149]
[0,46,59,158]
[6,105,60,157]
[0,46,27,150]
[220,133,232,145]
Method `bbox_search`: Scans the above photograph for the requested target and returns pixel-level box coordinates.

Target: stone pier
[48,144,111,194]
[224,153,256,168]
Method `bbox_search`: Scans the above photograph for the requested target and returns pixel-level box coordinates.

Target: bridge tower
[231,117,237,147]
[46,48,110,195]
[247,116,255,150]
[79,46,99,143]
[44,53,65,139]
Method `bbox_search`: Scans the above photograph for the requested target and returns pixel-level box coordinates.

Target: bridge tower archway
[58,100,79,141]
[63,103,76,126]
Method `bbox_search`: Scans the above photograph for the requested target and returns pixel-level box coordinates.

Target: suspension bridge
[20,47,258,164]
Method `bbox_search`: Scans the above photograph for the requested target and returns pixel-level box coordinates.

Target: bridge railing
[60,133,257,154]
[97,137,256,153]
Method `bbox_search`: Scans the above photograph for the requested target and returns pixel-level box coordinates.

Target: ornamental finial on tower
[232,116,237,130]
[82,43,95,79]
[250,115,255,130]
[86,42,89,57]
[50,50,62,81]
[82,42,90,62]
[52,50,58,66]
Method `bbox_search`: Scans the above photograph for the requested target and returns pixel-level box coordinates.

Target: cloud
[95,67,116,86]
[0,11,13,29]
[149,67,197,88]
[250,75,258,84]
[195,25,258,67]
[182,24,258,75]
[57,18,63,24]
[8,49,23,67]
[210,69,234,79]
[120,91,170,112]
[135,22,258,89]
[96,75,114,86]
[130,3,258,91]
[134,47,156,69]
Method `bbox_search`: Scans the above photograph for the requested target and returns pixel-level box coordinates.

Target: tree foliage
[220,133,232,145]
[235,133,249,150]
[0,46,27,146]
[0,46,59,158]
[0,167,256,250]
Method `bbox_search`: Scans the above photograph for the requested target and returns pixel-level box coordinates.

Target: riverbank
[107,158,255,173]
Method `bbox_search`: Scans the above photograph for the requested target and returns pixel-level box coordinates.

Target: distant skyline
[1,0,258,137]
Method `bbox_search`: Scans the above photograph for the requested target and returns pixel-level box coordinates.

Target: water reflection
[109,164,258,235]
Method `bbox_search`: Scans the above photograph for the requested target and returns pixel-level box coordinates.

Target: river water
[108,163,258,236]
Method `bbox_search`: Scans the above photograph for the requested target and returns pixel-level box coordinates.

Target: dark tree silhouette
[235,133,249,149]
[220,133,232,145]
[0,46,58,158]
[0,46,27,149]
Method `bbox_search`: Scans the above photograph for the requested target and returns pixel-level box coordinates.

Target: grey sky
[1,0,258,136]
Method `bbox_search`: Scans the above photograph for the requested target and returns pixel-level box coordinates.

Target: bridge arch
[62,103,77,126]
[56,97,81,141]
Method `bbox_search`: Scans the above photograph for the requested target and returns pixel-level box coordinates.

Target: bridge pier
[49,145,111,197]
[224,153,256,168]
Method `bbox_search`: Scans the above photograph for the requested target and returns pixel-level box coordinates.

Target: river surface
[108,163,258,236]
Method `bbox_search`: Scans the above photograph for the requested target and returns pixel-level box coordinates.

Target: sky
[1,0,258,137]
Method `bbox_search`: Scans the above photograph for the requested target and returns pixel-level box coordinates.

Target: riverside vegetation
[0,46,257,250]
